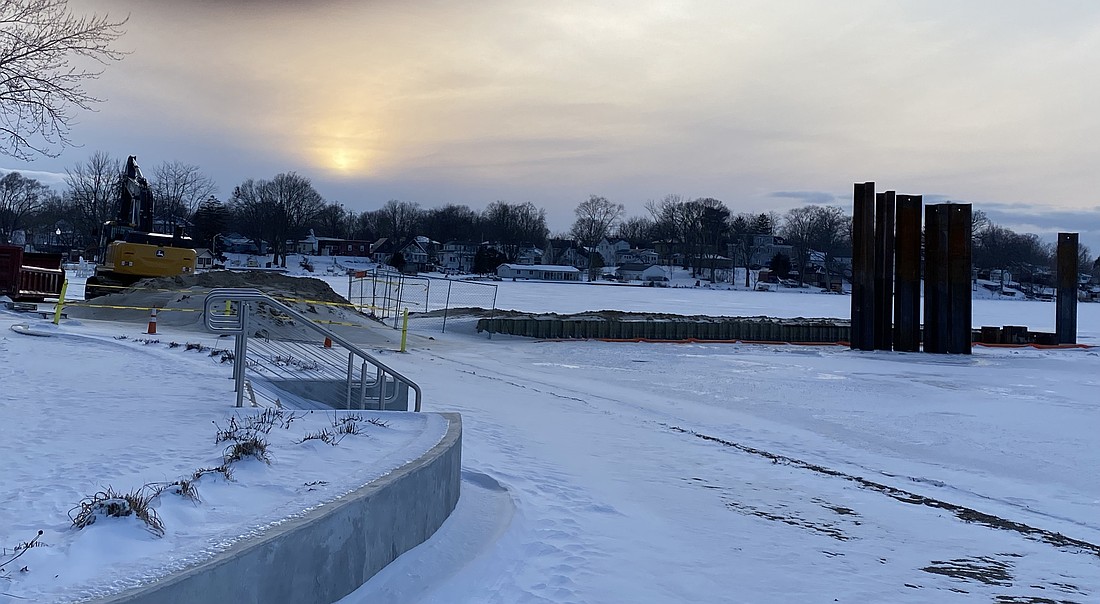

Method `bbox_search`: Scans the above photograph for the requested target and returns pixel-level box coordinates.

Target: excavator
[84,156,197,299]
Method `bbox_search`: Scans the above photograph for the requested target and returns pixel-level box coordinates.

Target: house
[294,231,349,256]
[641,265,670,283]
[615,263,668,282]
[416,236,441,265]
[728,234,795,268]
[439,241,479,273]
[597,237,630,266]
[615,263,649,281]
[496,263,581,281]
[193,248,217,271]
[317,239,372,257]
[615,248,660,266]
[295,231,319,254]
[372,237,430,272]
[542,239,590,270]
[219,233,265,255]
[515,245,544,266]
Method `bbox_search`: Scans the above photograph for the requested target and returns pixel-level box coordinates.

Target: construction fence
[346,268,498,333]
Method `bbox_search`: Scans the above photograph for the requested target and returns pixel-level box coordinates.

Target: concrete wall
[93,412,462,604]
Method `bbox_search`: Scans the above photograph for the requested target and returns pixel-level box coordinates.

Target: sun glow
[328,148,358,174]
[307,138,379,177]
[303,111,388,178]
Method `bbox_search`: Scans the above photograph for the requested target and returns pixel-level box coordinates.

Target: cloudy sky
[5,0,1100,251]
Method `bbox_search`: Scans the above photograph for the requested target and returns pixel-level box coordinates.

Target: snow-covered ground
[0,316,445,603]
[3,274,1099,603]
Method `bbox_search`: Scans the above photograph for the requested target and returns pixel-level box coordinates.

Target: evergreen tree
[191,196,229,250]
[473,246,506,274]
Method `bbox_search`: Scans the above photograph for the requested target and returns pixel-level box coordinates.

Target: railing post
[346,352,355,409]
[234,304,249,407]
[442,280,452,333]
[377,367,385,410]
[400,308,409,352]
[53,280,68,325]
[359,360,369,410]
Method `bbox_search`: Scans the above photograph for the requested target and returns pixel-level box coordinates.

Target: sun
[329,148,357,174]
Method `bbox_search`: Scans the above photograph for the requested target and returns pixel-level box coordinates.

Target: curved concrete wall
[93,412,462,604]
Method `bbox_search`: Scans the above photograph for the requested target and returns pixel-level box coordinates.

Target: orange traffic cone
[323,336,332,348]
[147,307,158,334]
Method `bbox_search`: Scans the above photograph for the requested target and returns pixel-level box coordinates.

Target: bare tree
[570,195,624,248]
[0,0,127,159]
[482,200,548,261]
[28,190,78,250]
[266,172,325,267]
[615,215,654,247]
[681,197,726,278]
[64,150,120,258]
[0,170,51,242]
[311,201,351,239]
[422,203,480,243]
[150,161,217,229]
[730,212,775,287]
[645,194,688,266]
[351,209,381,242]
[228,178,272,255]
[781,205,848,287]
[376,200,421,241]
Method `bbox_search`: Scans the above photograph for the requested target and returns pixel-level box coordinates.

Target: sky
[3,275,1100,602]
[4,0,1100,251]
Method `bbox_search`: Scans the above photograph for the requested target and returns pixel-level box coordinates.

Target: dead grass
[69,486,165,537]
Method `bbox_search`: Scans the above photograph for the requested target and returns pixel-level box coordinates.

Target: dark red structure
[0,244,65,301]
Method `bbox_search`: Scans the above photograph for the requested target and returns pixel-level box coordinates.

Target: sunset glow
[5,0,1098,246]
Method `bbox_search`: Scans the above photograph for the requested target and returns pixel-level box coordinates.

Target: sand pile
[64,271,370,335]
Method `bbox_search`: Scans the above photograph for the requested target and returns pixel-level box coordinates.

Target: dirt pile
[141,272,347,305]
[64,271,366,332]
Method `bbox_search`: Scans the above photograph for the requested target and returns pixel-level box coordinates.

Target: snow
[3,274,1100,603]
[0,316,445,603]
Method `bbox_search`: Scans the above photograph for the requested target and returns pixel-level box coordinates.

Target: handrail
[203,288,422,411]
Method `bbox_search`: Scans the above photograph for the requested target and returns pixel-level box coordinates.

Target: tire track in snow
[667,425,1100,559]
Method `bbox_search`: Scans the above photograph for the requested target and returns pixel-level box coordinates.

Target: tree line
[2,151,1096,281]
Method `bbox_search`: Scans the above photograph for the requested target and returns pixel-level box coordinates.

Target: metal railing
[203,288,422,411]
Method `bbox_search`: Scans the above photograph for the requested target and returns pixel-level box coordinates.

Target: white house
[597,237,630,266]
[616,248,659,265]
[615,263,669,282]
[439,241,478,273]
[515,246,544,265]
[496,263,581,281]
[194,248,216,271]
[641,265,670,283]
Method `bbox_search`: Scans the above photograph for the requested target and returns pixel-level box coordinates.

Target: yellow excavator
[84,155,197,299]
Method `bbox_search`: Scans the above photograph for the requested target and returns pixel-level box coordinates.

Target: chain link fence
[346,268,498,333]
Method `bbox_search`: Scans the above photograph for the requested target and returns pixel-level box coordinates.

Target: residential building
[496,263,581,281]
[615,263,669,282]
[317,239,372,257]
[597,237,630,266]
[515,245,544,265]
[542,239,590,270]
[372,237,430,272]
[615,248,659,266]
[731,234,795,268]
[194,248,216,270]
[439,241,479,273]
